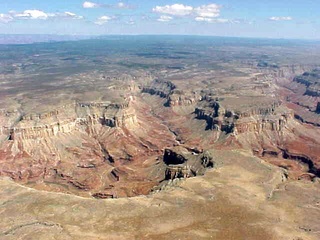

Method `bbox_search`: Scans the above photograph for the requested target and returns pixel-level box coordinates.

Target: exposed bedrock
[236,114,320,180]
[140,66,320,184]
[161,147,214,181]
[142,79,176,98]
[276,67,320,125]
[195,99,288,134]
[259,146,320,180]
[195,101,232,131]
[193,95,320,180]
[5,120,77,140]
[234,107,292,134]
[293,69,320,97]
[163,149,187,165]
[258,64,317,79]
[142,79,201,107]
[280,148,320,178]
[165,91,202,107]
[0,94,183,198]
[2,98,137,141]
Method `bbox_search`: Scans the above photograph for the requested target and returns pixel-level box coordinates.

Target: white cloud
[0,10,83,23]
[0,13,13,23]
[269,16,292,21]
[157,15,173,22]
[153,4,193,16]
[95,15,113,25]
[83,1,133,9]
[195,16,213,22]
[152,3,241,24]
[65,12,78,17]
[152,3,222,23]
[52,12,84,19]
[117,2,133,9]
[15,10,48,19]
[118,2,125,8]
[83,1,99,8]
[194,4,220,18]
[195,17,230,23]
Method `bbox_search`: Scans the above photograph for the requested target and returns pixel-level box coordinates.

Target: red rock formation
[0,96,179,197]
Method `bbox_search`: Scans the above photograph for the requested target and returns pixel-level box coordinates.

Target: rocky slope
[2,36,320,240]
[0,96,154,197]
[1,149,320,239]
[0,61,319,237]
[0,91,217,198]
[1,98,138,141]
[267,66,320,126]
[139,65,320,181]
[293,69,320,97]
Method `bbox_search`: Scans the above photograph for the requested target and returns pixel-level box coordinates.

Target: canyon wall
[2,98,138,141]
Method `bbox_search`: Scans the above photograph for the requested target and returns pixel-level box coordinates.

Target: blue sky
[0,0,319,39]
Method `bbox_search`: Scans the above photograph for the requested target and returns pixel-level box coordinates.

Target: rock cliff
[142,79,176,98]
[293,69,320,97]
[2,98,137,141]
[258,64,316,79]
[153,147,214,191]
[0,95,179,198]
[194,98,288,135]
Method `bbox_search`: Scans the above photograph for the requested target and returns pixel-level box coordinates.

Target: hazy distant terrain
[0,34,93,45]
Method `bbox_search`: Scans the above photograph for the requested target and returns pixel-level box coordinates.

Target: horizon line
[0,33,319,43]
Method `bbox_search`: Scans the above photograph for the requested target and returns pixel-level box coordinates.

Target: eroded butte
[0,37,320,239]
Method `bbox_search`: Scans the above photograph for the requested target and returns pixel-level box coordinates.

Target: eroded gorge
[1,37,320,239]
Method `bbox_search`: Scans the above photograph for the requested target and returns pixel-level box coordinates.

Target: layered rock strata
[2,98,137,141]
[142,79,176,98]
[152,147,214,191]
[0,95,179,198]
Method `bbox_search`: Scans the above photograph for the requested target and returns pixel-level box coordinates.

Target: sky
[0,0,319,39]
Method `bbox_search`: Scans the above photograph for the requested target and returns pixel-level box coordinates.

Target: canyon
[0,37,320,239]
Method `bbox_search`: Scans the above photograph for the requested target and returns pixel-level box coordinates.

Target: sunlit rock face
[0,92,218,198]
[0,96,170,197]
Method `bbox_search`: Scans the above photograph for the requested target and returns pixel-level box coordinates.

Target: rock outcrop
[258,64,316,79]
[139,65,320,183]
[162,147,214,181]
[194,98,288,135]
[0,95,180,198]
[165,91,201,107]
[195,100,230,130]
[142,79,176,98]
[293,69,320,97]
[142,79,202,107]
[2,98,137,141]
[276,68,320,125]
